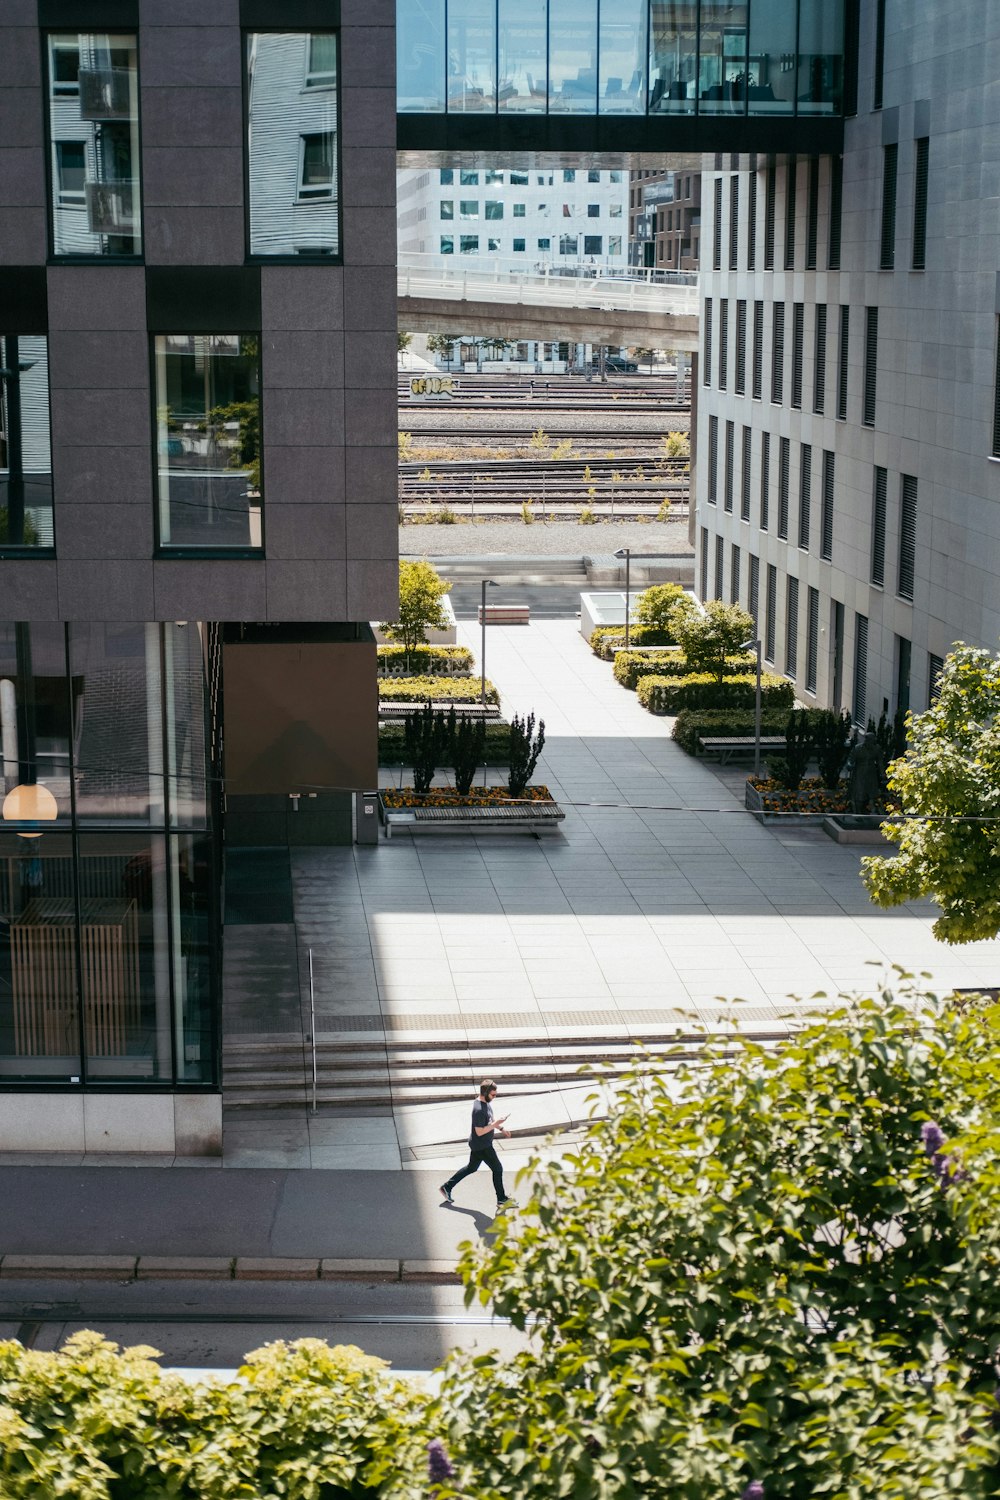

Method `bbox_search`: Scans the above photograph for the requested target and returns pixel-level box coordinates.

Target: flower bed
[746,776,849,824]
[382,785,554,809]
[377,644,474,678]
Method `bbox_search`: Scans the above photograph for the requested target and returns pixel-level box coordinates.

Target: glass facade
[246,33,339,257]
[398,0,844,116]
[46,33,141,256]
[0,336,53,551]
[0,621,219,1086]
[154,334,263,551]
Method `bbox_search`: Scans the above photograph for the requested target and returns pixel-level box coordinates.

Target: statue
[847,729,886,815]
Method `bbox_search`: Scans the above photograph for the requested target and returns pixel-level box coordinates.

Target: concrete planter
[744,779,830,827]
[379,789,564,837]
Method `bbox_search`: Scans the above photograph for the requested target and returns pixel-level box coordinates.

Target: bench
[478,604,530,625]
[698,736,787,766]
[383,801,565,838]
[610,644,681,655]
[378,701,501,721]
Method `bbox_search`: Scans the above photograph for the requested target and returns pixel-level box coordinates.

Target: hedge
[672,707,820,755]
[377,644,474,678]
[588,624,679,659]
[378,674,500,705]
[636,672,795,715]
[379,719,511,765]
[613,651,754,691]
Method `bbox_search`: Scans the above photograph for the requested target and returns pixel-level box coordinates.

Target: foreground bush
[671,707,822,755]
[378,674,499,706]
[377,644,473,678]
[588,623,677,659]
[636,671,794,715]
[0,1336,432,1499]
[613,650,753,691]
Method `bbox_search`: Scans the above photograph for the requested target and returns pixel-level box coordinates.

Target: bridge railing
[398,252,699,316]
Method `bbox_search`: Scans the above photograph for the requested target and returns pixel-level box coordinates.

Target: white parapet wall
[371,593,458,646]
[0,1092,222,1155]
[579,589,698,641]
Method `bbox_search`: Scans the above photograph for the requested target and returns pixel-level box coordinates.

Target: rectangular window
[563,169,575,182]
[898,474,917,601]
[784,159,796,269]
[778,436,790,538]
[724,420,735,512]
[486,169,504,185]
[828,153,843,268]
[460,235,479,253]
[837,305,850,419]
[853,614,869,724]
[792,302,804,408]
[485,200,503,220]
[460,199,479,219]
[741,425,752,521]
[509,171,528,185]
[874,0,886,109]
[806,587,820,693]
[786,576,799,679]
[154,334,262,551]
[798,443,812,550]
[47,32,142,257]
[713,177,723,269]
[247,34,338,256]
[749,553,760,629]
[512,238,526,252]
[814,303,827,413]
[871,465,887,586]
[730,543,741,605]
[764,158,776,269]
[759,431,770,530]
[821,451,834,561]
[583,235,603,255]
[0,334,54,550]
[735,300,747,395]
[537,237,551,251]
[440,235,454,254]
[718,298,729,390]
[440,200,454,219]
[703,298,713,386]
[747,170,757,270]
[729,176,739,269]
[928,653,944,708]
[558,234,577,255]
[715,534,724,600]
[440,169,454,185]
[765,564,777,662]
[880,143,898,268]
[863,307,878,426]
[587,204,600,217]
[461,170,479,185]
[752,300,763,400]
[913,137,929,269]
[609,235,622,256]
[305,32,337,87]
[299,132,335,199]
[700,526,709,598]
[772,302,785,404]
[807,156,820,268]
[707,414,719,503]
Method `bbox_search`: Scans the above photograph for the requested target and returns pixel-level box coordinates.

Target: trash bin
[355,790,380,844]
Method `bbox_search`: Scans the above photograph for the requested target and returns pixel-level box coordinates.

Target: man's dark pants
[443,1143,505,1201]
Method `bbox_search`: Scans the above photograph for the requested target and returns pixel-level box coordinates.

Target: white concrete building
[696,0,1000,725]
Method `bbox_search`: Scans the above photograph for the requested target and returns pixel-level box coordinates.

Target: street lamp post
[480,578,499,704]
[740,637,763,779]
[614,547,632,650]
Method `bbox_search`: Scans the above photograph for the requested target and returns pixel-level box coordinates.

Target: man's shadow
[439,1202,505,1244]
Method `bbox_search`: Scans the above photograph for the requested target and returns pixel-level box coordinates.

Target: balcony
[78,68,131,121]
[85,180,135,235]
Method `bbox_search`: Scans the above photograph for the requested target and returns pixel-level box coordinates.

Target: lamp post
[480,578,499,704]
[740,637,763,779]
[614,546,632,650]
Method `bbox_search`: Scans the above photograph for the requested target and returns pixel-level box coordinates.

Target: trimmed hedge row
[636,672,795,716]
[377,645,474,678]
[379,720,511,765]
[613,651,754,691]
[378,675,500,705]
[589,624,678,659]
[672,707,821,755]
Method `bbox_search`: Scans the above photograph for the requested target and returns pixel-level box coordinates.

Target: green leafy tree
[439,985,1000,1499]
[426,333,462,369]
[669,599,755,684]
[862,643,1000,942]
[381,560,452,668]
[397,330,413,354]
[633,582,695,633]
[631,346,657,373]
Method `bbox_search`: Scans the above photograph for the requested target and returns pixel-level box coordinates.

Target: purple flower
[921,1121,946,1154]
[427,1439,456,1483]
[742,1484,765,1500]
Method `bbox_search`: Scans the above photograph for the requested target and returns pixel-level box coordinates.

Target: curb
[0,1255,461,1285]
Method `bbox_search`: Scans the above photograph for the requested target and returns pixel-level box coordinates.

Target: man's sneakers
[439,1184,454,1204]
[495,1197,516,1211]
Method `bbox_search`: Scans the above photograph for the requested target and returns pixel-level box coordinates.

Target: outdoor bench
[383,802,565,838]
[698,736,787,765]
[378,702,501,720]
[478,604,530,624]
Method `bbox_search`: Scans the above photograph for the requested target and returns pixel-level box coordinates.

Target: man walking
[440,1079,512,1209]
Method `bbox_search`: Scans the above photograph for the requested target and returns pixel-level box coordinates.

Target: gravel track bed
[400,407,691,435]
[399,519,693,556]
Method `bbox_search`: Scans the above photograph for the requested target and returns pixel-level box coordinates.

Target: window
[735,301,747,394]
[563,169,576,182]
[537,237,551,251]
[47,32,141,257]
[485,201,503,220]
[715,535,724,600]
[513,203,526,217]
[814,304,827,413]
[778,436,790,538]
[724,420,734,512]
[440,169,454,185]
[460,170,479,185]
[874,0,886,109]
[828,154,843,268]
[898,474,917,601]
[798,443,811,550]
[806,587,820,693]
[853,615,869,724]
[764,158,776,269]
[871,466,887,586]
[784,159,796,269]
[749,554,760,628]
[837,305,849,419]
[700,527,709,598]
[610,170,622,183]
[807,156,819,268]
[772,302,785,404]
[559,235,578,255]
[305,32,337,87]
[786,576,799,679]
[913,137,929,269]
[512,238,526,252]
[440,200,454,219]
[880,143,898,269]
[741,426,752,521]
[759,431,770,530]
[488,237,501,252]
[460,235,478,253]
[0,335,54,551]
[609,202,622,217]
[154,334,262,551]
[713,177,723,269]
[609,235,622,256]
[928,653,944,708]
[460,200,479,219]
[765,565,777,662]
[584,236,603,256]
[863,307,878,426]
[747,170,757,270]
[752,300,763,399]
[486,169,504,184]
[729,176,739,270]
[821,451,834,561]
[588,169,600,183]
[703,298,713,386]
[440,235,454,254]
[587,204,600,217]
[510,171,528,185]
[718,298,729,390]
[791,302,804,408]
[299,133,335,199]
[730,544,741,605]
[708,414,719,503]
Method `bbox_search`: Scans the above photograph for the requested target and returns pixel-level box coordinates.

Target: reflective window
[486,169,504,182]
[47,33,141,256]
[698,1,749,114]
[460,169,480,184]
[748,0,796,113]
[154,335,262,551]
[460,199,479,218]
[513,237,526,250]
[499,0,547,111]
[538,236,551,249]
[441,234,455,253]
[599,0,647,113]
[559,233,578,254]
[247,34,339,257]
[448,0,496,110]
[440,167,454,184]
[549,0,598,112]
[460,234,479,251]
[486,200,504,219]
[798,0,844,114]
[584,234,603,254]
[609,233,623,255]
[513,203,526,216]
[398,0,445,109]
[510,170,529,184]
[441,199,454,218]
[650,0,697,113]
[0,336,53,551]
[488,235,501,250]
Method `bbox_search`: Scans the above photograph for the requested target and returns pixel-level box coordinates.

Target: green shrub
[378,675,499,705]
[379,559,451,665]
[636,672,794,716]
[669,599,756,683]
[380,720,511,765]
[613,650,754,691]
[633,582,695,632]
[508,711,545,797]
[671,708,821,755]
[588,624,680,659]
[377,644,473,678]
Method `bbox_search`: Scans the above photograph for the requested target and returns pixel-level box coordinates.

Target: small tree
[813,707,854,789]
[381,560,452,669]
[426,332,462,370]
[403,704,447,794]
[397,330,413,354]
[633,583,695,633]
[446,708,484,797]
[507,712,545,797]
[669,599,755,683]
[632,346,657,373]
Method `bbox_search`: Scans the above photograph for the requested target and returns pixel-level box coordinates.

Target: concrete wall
[0,1091,222,1155]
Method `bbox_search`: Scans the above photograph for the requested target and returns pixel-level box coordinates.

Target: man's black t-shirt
[469,1097,493,1149]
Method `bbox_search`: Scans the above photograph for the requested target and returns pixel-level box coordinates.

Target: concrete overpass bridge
[397,254,699,350]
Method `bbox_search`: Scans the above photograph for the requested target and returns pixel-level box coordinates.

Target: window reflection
[47,33,141,256]
[247,33,339,256]
[549,0,599,112]
[0,336,53,550]
[154,335,262,551]
[448,0,497,110]
[798,0,844,114]
[599,0,647,113]
[498,0,547,111]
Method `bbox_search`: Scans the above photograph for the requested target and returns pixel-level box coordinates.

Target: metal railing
[398,252,699,317]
